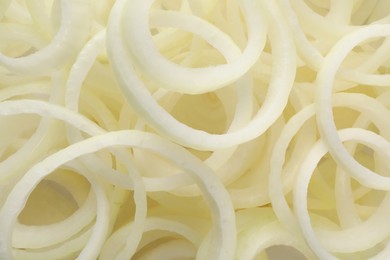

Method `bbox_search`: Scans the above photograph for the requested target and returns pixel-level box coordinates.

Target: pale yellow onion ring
[269,92,390,232]
[0,97,233,257]
[107,0,296,150]
[114,0,257,136]
[294,128,390,259]
[0,0,90,75]
[316,24,390,191]
[0,131,148,259]
[0,159,111,260]
[12,175,96,249]
[334,91,390,229]
[11,161,115,251]
[0,130,235,260]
